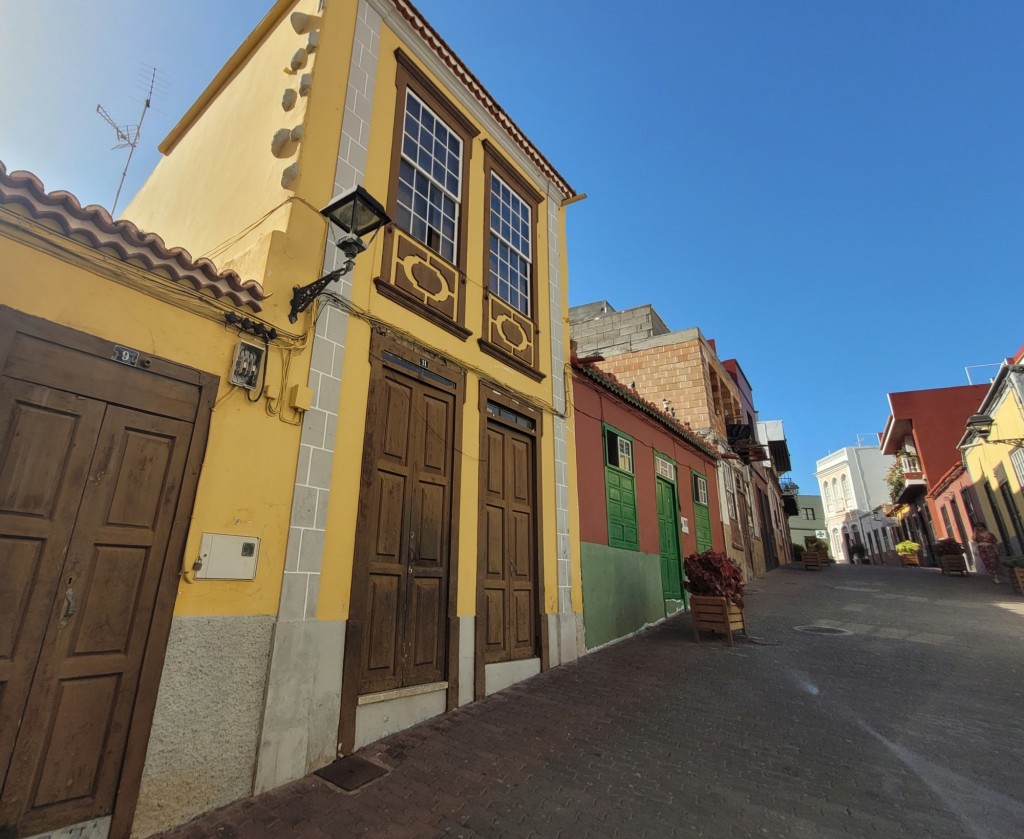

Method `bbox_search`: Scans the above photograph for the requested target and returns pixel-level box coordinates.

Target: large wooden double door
[354,350,457,696]
[0,309,210,837]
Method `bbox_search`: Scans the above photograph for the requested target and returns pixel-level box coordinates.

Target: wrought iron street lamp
[965,412,1024,448]
[288,185,390,323]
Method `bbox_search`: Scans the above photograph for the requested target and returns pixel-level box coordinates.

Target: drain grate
[314,755,389,792]
[794,625,853,636]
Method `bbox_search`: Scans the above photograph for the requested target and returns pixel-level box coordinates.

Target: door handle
[59,585,76,629]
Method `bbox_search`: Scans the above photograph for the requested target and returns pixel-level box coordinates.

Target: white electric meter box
[196,533,260,580]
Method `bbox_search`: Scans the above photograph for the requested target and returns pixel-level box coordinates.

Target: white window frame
[396,89,462,262]
[617,437,634,474]
[605,428,634,474]
[655,455,676,481]
[694,474,709,506]
[1011,447,1024,489]
[488,172,532,316]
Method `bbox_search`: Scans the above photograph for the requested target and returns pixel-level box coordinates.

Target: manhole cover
[794,625,853,636]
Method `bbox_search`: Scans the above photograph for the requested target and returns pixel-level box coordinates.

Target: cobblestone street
[156,565,1024,838]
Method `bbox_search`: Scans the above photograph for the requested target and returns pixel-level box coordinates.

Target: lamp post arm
[288,259,355,323]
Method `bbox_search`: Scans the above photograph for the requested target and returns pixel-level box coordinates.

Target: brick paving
[154,566,1024,838]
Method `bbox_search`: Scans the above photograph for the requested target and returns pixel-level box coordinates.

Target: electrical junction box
[680,517,690,534]
[196,533,260,580]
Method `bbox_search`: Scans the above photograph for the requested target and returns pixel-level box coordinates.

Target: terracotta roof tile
[0,160,269,312]
[573,358,720,459]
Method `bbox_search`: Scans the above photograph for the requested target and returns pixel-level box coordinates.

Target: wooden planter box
[899,552,920,567]
[690,595,745,645]
[802,550,826,571]
[939,554,968,576]
[1009,567,1024,595]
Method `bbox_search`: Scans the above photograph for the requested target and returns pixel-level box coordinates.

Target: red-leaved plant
[683,550,745,609]
[932,538,964,557]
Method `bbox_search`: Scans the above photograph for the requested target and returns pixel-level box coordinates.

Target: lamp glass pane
[322,186,389,237]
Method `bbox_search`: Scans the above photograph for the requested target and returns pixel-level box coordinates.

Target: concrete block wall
[569,304,670,357]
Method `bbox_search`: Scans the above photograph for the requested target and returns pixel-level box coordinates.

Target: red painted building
[572,355,723,649]
[880,384,988,562]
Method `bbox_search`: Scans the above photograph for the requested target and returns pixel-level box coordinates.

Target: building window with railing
[824,483,833,512]
[899,452,922,475]
[841,474,853,507]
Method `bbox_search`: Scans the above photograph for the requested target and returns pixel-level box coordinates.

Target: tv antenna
[96,66,159,216]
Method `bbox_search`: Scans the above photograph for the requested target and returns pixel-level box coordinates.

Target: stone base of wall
[580,542,665,650]
[353,685,446,750]
[254,620,345,794]
[484,658,541,696]
[132,615,274,838]
[549,610,584,665]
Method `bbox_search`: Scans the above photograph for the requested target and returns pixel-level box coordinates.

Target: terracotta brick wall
[595,338,742,439]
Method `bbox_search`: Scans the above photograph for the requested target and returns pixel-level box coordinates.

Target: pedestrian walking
[973,521,1004,582]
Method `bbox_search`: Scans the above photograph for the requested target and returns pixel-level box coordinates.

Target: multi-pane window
[1011,447,1024,489]
[802,508,816,520]
[604,426,638,550]
[823,483,833,512]
[488,173,532,315]
[655,455,675,481]
[694,475,709,506]
[725,467,738,520]
[841,474,853,507]
[606,428,634,474]
[396,90,462,262]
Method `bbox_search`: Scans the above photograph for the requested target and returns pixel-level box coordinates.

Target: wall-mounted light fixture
[965,412,1024,447]
[289,185,390,323]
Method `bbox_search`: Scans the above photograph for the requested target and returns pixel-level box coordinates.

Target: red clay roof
[926,462,966,499]
[392,0,575,199]
[573,358,719,459]
[0,161,269,312]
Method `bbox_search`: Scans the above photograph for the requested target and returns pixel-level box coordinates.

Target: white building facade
[815,446,896,562]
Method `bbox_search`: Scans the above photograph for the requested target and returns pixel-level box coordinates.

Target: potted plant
[802,548,827,571]
[683,550,746,644]
[933,538,968,576]
[895,539,921,567]
[1001,555,1024,595]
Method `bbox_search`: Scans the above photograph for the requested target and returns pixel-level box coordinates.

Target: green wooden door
[656,476,682,599]
[693,471,713,553]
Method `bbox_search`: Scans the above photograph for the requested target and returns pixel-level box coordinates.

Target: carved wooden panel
[376,228,469,339]
[481,294,543,380]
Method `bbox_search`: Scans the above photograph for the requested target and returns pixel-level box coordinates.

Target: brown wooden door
[481,416,537,664]
[0,313,205,837]
[358,361,455,694]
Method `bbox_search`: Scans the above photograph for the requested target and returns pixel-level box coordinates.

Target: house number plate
[112,345,140,367]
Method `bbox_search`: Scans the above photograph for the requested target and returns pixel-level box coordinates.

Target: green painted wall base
[581,542,667,650]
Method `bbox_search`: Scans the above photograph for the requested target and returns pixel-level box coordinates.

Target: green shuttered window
[604,425,639,550]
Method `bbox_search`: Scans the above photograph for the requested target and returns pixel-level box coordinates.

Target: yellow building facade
[0,160,300,838]
[118,0,583,833]
[960,354,1024,556]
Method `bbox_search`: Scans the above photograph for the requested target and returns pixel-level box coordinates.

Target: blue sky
[2,1,1021,493]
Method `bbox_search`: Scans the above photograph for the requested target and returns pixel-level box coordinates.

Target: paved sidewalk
[155,565,1024,838]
